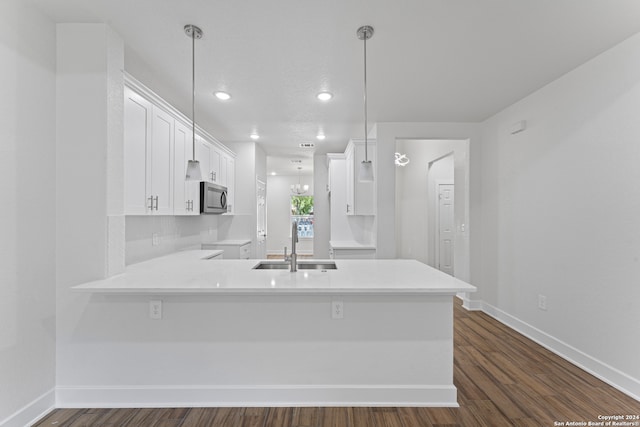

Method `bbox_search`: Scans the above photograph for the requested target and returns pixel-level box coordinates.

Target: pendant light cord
[191,29,196,161]
[363,29,368,162]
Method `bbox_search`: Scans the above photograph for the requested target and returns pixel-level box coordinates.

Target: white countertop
[72,250,476,295]
[202,239,252,246]
[330,240,376,250]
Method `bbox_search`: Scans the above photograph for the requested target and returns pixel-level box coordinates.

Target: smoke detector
[299,142,315,149]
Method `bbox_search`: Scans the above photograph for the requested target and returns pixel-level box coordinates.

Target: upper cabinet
[174,120,199,215]
[124,76,236,216]
[124,87,174,215]
[345,139,376,216]
[124,88,152,215]
[224,156,235,214]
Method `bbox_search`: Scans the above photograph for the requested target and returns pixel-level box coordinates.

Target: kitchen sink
[252,261,337,270]
[298,262,337,270]
[252,261,289,270]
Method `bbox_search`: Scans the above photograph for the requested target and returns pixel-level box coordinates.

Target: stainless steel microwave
[200,182,228,214]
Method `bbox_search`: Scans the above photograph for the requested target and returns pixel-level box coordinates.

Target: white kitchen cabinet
[124,76,236,217]
[225,156,235,214]
[345,139,376,216]
[173,120,199,215]
[202,240,251,259]
[150,107,175,214]
[209,147,221,183]
[219,153,228,187]
[196,137,211,182]
[330,247,376,259]
[124,87,152,215]
[124,86,174,215]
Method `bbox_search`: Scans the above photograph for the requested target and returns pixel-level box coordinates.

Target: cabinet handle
[186,200,190,211]
[346,204,350,213]
[154,196,159,211]
[148,196,154,211]
[189,200,193,211]
[210,172,214,181]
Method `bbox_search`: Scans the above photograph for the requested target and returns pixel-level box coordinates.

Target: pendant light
[185,24,203,181]
[357,25,374,182]
[291,167,309,195]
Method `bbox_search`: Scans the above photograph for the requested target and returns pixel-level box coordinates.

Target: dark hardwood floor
[34,299,640,426]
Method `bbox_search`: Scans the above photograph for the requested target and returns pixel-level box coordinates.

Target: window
[291,195,314,238]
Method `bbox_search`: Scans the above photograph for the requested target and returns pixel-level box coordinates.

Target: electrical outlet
[331,300,344,319]
[538,294,547,311]
[150,300,162,319]
[152,233,159,246]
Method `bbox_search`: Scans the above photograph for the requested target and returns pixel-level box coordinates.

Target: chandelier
[291,167,309,195]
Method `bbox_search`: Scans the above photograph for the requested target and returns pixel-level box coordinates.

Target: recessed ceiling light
[214,91,231,100]
[271,172,277,176]
[250,133,259,140]
[316,92,333,101]
[316,134,326,141]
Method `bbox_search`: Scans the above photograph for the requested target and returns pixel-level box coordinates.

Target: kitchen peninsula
[68,251,476,408]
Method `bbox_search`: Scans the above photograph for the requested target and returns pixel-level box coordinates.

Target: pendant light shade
[359,160,374,182]
[357,25,374,183]
[186,160,202,180]
[185,24,203,181]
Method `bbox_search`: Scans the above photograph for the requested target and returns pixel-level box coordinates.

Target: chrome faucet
[289,220,298,272]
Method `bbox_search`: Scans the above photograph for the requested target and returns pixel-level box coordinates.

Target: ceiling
[29,0,640,174]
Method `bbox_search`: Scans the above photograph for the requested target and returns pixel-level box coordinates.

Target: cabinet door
[210,147,221,183]
[196,138,211,182]
[150,107,174,214]
[174,120,198,215]
[226,157,235,213]
[219,154,228,187]
[353,142,375,215]
[124,87,152,215]
[345,145,355,215]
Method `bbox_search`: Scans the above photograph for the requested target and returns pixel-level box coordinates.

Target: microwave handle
[220,191,227,209]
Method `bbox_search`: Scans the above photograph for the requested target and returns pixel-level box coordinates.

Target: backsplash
[125,215,219,265]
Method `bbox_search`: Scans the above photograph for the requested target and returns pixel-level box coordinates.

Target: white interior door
[436,183,454,276]
[256,179,267,259]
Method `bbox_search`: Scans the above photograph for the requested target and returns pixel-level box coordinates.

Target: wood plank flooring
[34,299,640,426]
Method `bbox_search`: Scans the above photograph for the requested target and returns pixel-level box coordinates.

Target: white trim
[55,384,458,408]
[0,388,55,427]
[464,300,640,402]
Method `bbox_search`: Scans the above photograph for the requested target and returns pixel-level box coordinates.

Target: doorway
[435,180,454,275]
[256,179,267,259]
[395,140,467,279]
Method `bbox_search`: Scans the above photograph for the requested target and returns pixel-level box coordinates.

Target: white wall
[266,174,314,255]
[313,154,331,259]
[395,140,463,266]
[0,3,57,425]
[476,31,640,398]
[376,123,479,284]
[55,22,127,404]
[125,215,220,265]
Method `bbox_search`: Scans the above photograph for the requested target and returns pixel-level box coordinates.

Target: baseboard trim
[56,384,458,408]
[0,388,55,427]
[477,300,640,402]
